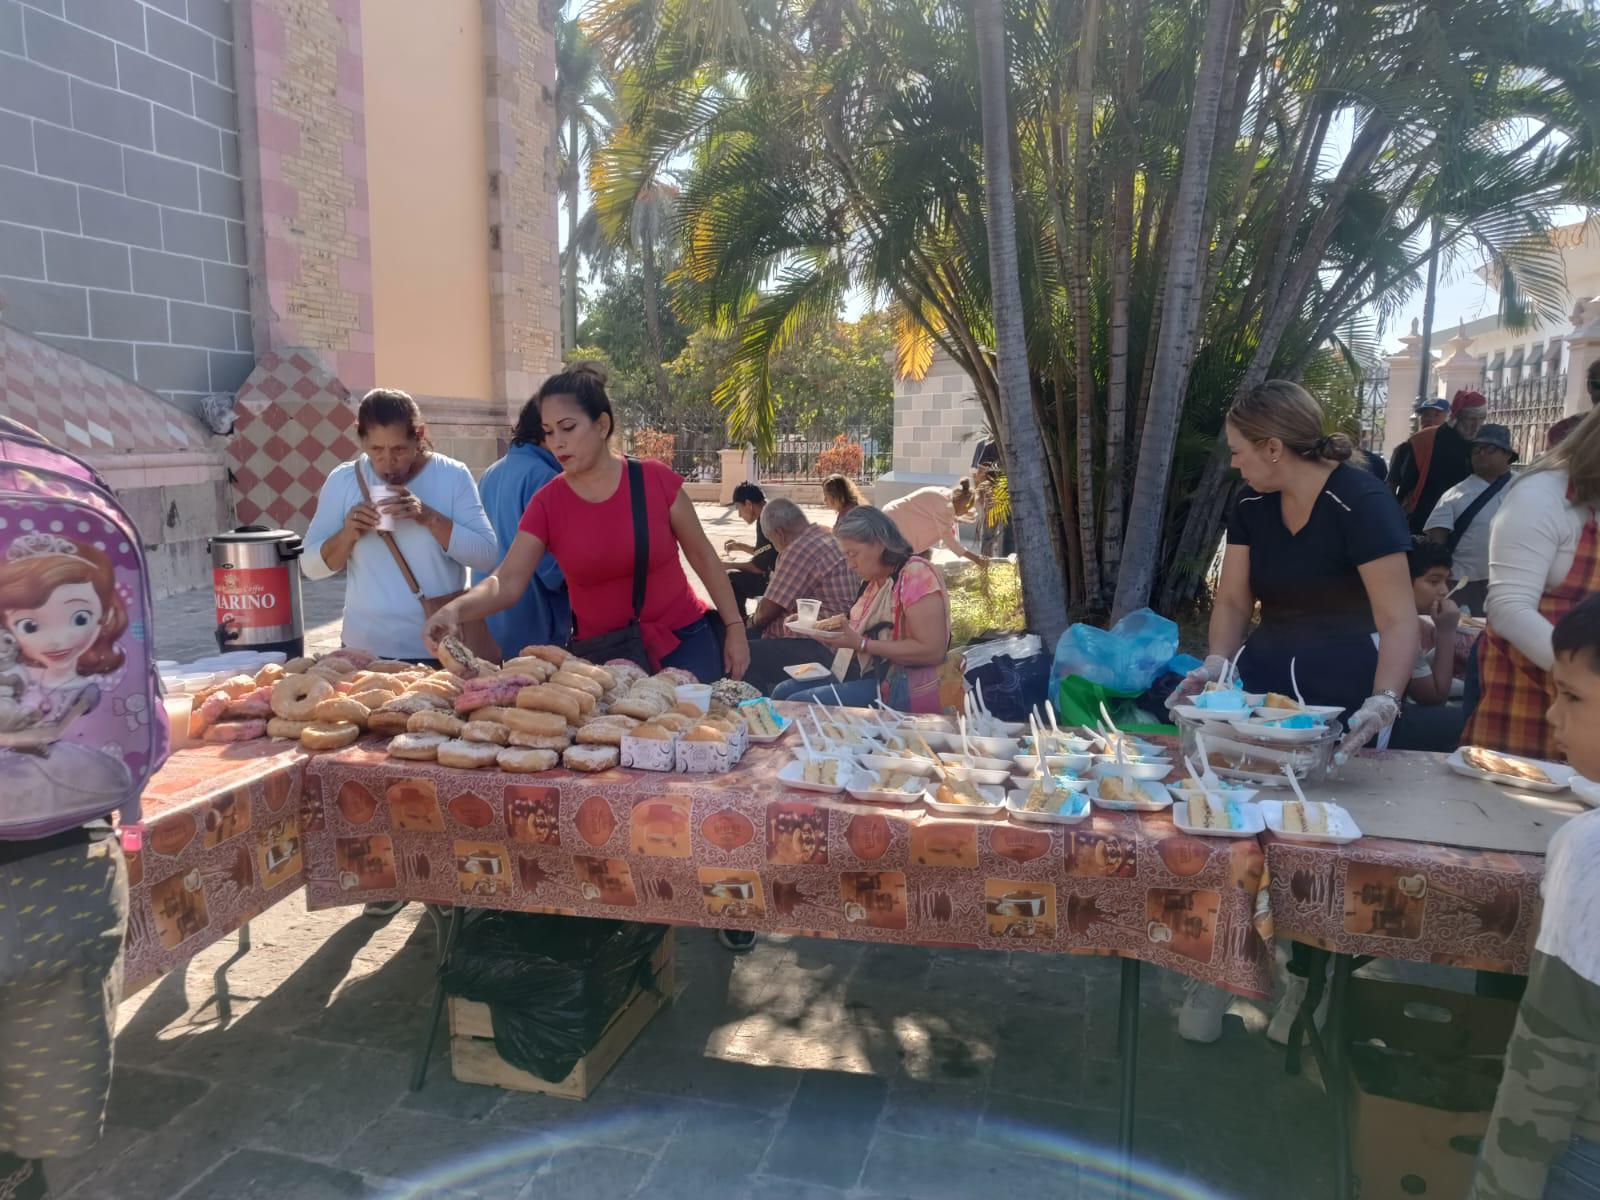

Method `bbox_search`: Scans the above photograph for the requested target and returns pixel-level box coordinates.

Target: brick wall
[0,0,252,418]
[875,347,986,505]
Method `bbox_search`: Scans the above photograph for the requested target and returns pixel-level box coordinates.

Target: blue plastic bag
[1049,608,1180,696]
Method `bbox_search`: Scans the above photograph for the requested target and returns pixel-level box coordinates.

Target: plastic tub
[1176,712,1341,785]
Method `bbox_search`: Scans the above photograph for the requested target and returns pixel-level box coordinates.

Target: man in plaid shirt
[744,499,861,693]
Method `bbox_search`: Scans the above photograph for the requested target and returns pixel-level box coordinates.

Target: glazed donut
[203,718,266,743]
[575,723,627,746]
[611,695,667,721]
[407,710,465,737]
[516,685,581,726]
[563,744,620,773]
[388,732,447,761]
[408,681,460,703]
[193,689,230,732]
[500,656,558,682]
[214,674,260,699]
[314,697,371,726]
[519,644,570,668]
[367,710,413,736]
[272,675,335,720]
[254,663,286,687]
[267,717,315,740]
[348,688,401,710]
[507,731,571,751]
[383,693,451,714]
[461,720,510,745]
[366,659,412,674]
[474,707,566,738]
[283,656,317,674]
[551,671,603,700]
[546,683,595,715]
[300,721,361,751]
[603,660,648,688]
[655,667,699,688]
[497,747,559,773]
[559,660,615,690]
[326,647,375,667]
[436,738,500,769]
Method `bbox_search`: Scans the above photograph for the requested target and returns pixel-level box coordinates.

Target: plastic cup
[368,483,397,531]
[796,598,822,624]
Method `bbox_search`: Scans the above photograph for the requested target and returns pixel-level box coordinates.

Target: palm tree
[555,18,613,355]
[974,0,1071,646]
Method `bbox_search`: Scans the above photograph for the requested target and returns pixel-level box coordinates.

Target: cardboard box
[620,732,678,771]
[1346,980,1518,1200]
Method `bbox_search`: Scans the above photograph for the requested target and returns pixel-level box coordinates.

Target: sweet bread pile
[381,647,746,776]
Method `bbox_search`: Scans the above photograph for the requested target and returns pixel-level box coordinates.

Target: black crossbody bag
[567,458,655,672]
[1446,473,1512,553]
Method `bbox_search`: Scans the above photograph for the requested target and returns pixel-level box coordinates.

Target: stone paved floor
[122,500,1349,1198]
[52,905,1336,1200]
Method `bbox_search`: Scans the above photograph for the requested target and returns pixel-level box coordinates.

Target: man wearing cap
[1392,389,1488,533]
[1388,398,1448,493]
[1424,424,1518,614]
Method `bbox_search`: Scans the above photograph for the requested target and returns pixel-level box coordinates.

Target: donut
[283,656,317,674]
[475,707,566,738]
[519,645,570,668]
[407,710,465,737]
[325,648,375,668]
[388,732,447,761]
[655,668,699,688]
[381,693,450,715]
[461,720,510,745]
[436,738,500,769]
[213,674,260,699]
[438,635,492,680]
[559,661,616,690]
[545,683,595,715]
[267,717,315,740]
[272,675,335,720]
[500,656,557,682]
[367,710,413,736]
[516,685,581,725]
[652,712,695,734]
[192,689,230,734]
[254,663,286,687]
[408,681,460,703]
[225,687,274,719]
[348,688,401,711]
[498,747,559,773]
[201,718,266,743]
[507,732,571,750]
[563,744,620,773]
[575,723,627,746]
[314,697,371,726]
[366,659,412,674]
[551,670,603,699]
[611,695,666,721]
[603,660,648,688]
[300,721,361,751]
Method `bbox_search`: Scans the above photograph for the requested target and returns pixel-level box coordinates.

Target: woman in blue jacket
[476,398,571,656]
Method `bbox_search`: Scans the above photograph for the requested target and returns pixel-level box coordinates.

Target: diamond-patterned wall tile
[229,349,356,534]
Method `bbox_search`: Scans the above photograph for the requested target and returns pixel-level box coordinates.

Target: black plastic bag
[440,913,668,1083]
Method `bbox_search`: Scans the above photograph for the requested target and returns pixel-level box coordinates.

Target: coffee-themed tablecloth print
[1264,833,1544,974]
[123,741,309,992]
[302,743,1277,998]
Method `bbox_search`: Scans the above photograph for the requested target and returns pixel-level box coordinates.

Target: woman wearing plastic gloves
[1168,381,1417,1045]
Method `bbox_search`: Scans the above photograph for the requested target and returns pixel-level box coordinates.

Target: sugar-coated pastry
[461,720,510,745]
[544,682,596,715]
[438,634,493,679]
[436,738,501,769]
[283,656,317,674]
[272,675,335,720]
[300,721,361,751]
[254,663,286,687]
[628,722,675,741]
[563,744,620,772]
[203,718,266,743]
[498,747,559,773]
[266,717,315,739]
[516,685,582,725]
[520,645,571,668]
[499,656,557,681]
[474,706,567,737]
[507,731,571,750]
[575,723,627,746]
[407,710,465,737]
[388,732,447,761]
[314,697,370,726]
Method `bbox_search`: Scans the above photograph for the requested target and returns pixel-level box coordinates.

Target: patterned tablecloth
[1265,833,1544,975]
[300,741,1279,999]
[123,741,310,993]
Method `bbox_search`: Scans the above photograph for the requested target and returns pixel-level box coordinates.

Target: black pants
[744,634,836,695]
[727,570,767,619]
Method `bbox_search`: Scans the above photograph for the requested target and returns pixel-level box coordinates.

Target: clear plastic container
[1175,713,1342,786]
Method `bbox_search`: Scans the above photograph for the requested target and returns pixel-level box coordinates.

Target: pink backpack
[0,416,169,840]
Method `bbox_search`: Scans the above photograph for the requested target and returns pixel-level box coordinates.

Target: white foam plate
[1446,748,1575,793]
[1171,798,1266,838]
[1015,752,1094,775]
[1023,734,1097,756]
[1004,790,1091,825]
[783,615,838,636]
[1253,704,1344,721]
[1572,777,1600,808]
[918,731,1021,758]
[1171,703,1253,723]
[846,773,926,805]
[1091,758,1173,782]
[1228,716,1335,745]
[777,757,856,794]
[782,662,834,682]
[859,752,937,778]
[921,784,1007,817]
[1259,799,1363,844]
[1086,778,1173,812]
[1170,783,1259,806]
[945,763,1013,787]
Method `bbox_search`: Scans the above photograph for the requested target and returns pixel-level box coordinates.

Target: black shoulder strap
[1447,473,1511,553]
[626,457,648,620]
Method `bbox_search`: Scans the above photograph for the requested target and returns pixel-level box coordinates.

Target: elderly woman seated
[771,506,952,711]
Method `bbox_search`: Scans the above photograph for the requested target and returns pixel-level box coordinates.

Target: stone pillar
[1565,297,1600,417]
[1382,320,1430,456]
[719,448,756,504]
[232,0,375,393]
[1434,323,1483,403]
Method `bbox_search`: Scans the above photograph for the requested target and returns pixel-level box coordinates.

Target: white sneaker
[1267,971,1329,1045]
[1178,979,1231,1043]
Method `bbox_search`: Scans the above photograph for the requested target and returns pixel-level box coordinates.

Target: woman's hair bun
[1315,432,1354,463]
[568,359,609,386]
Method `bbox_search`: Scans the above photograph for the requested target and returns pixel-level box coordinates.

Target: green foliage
[948,561,1026,646]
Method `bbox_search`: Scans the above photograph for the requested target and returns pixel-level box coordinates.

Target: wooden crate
[447,930,675,1101]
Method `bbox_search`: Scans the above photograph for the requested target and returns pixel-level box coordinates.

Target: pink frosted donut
[454,682,522,715]
[197,691,230,725]
[202,718,267,743]
[226,687,273,719]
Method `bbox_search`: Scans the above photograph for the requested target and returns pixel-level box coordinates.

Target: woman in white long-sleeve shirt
[1463,407,1600,759]
[302,389,499,662]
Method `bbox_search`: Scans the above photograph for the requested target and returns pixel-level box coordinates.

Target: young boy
[1388,538,1463,750]
[1471,592,1600,1199]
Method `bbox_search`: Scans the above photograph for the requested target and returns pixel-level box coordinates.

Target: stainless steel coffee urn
[208,526,305,655]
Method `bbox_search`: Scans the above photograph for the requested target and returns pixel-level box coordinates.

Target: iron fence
[759,433,889,483]
[1355,364,1388,452]
[1482,373,1567,461]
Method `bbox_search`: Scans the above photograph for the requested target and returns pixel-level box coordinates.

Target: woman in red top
[424,364,748,682]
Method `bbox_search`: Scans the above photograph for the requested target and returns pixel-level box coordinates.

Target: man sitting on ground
[721,482,777,618]
[742,499,859,694]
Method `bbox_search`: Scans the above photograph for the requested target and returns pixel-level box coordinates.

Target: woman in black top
[1169,380,1418,1045]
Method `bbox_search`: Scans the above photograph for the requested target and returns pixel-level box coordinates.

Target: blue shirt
[476,443,571,655]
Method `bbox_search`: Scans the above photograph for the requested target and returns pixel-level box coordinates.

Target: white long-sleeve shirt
[1485,467,1594,670]
[302,454,499,659]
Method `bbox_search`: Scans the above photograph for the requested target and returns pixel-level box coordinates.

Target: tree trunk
[639,234,672,417]
[562,114,580,355]
[974,0,1071,646]
[1067,0,1102,607]
[1110,0,1237,621]
[1100,0,1146,599]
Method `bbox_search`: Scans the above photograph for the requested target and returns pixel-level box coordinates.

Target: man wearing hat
[1424,423,1519,614]
[1392,389,1488,533]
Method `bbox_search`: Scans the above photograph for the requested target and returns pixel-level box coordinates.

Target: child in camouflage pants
[1471,594,1600,1199]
